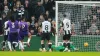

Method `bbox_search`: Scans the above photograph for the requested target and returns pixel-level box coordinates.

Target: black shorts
[4,35,8,41]
[63,34,71,40]
[41,32,50,41]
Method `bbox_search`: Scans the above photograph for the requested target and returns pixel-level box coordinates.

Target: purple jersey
[20,21,28,32]
[19,21,28,40]
[7,21,21,42]
[7,21,19,33]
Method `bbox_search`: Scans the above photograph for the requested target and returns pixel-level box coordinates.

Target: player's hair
[31,15,35,17]
[10,16,15,22]
[21,16,26,21]
[45,18,48,21]
[43,14,48,20]
[63,14,66,17]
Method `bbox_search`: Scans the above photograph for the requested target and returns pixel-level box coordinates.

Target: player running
[7,16,24,51]
[60,14,71,52]
[40,15,52,52]
[19,17,32,47]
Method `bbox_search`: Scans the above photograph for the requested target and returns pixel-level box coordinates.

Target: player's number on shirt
[22,24,25,29]
[45,25,48,30]
[66,22,69,28]
[12,23,15,28]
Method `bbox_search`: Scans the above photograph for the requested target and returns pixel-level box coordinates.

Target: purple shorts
[8,32,21,42]
[19,31,28,40]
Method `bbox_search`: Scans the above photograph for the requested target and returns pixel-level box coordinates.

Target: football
[84,42,88,47]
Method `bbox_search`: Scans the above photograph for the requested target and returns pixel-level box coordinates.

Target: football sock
[48,44,52,49]
[27,38,31,43]
[19,41,24,50]
[63,42,67,47]
[41,44,45,49]
[8,41,12,51]
[2,41,5,48]
[67,43,70,50]
[12,43,16,50]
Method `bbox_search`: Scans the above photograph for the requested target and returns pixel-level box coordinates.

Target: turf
[0,52,99,56]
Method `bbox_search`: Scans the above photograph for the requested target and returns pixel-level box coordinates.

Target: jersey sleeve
[4,22,7,29]
[6,22,9,29]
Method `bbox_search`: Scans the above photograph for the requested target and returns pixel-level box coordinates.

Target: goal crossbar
[56,1,100,4]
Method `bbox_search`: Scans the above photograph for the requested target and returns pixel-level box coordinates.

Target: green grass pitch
[0,52,99,56]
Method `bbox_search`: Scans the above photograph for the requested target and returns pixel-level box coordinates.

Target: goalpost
[55,1,100,51]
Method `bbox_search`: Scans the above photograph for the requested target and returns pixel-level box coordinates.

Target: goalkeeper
[51,44,79,52]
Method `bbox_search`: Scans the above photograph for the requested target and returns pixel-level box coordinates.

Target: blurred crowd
[1,0,100,35]
[0,0,55,35]
[58,4,100,35]
[71,5,100,35]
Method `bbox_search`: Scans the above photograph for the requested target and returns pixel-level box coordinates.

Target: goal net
[56,1,100,52]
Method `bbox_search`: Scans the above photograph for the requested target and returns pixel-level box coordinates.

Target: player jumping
[19,17,32,47]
